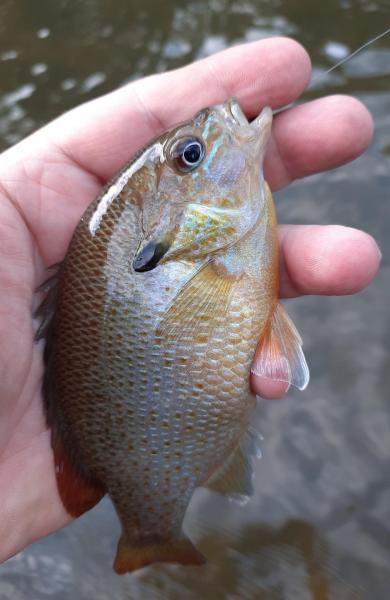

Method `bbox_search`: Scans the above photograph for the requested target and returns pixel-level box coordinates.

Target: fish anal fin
[53,438,105,518]
[205,429,262,502]
[156,262,236,342]
[113,535,206,574]
[251,302,310,391]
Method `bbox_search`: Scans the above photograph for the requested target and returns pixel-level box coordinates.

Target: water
[0,0,389,598]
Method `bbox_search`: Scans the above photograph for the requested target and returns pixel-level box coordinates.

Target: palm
[0,37,380,564]
[0,149,103,556]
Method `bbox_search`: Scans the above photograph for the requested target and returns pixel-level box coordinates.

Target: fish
[36,98,309,574]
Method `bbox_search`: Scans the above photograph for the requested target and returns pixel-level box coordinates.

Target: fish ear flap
[204,428,262,502]
[251,303,310,391]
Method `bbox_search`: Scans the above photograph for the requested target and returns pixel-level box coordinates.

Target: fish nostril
[133,241,169,272]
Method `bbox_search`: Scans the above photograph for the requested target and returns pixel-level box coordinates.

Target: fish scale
[39,99,309,573]
[56,213,269,537]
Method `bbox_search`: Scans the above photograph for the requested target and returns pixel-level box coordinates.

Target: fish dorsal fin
[35,265,107,517]
[156,262,237,342]
[251,303,309,391]
[205,428,262,502]
[34,263,62,342]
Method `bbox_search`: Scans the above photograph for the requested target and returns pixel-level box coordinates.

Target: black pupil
[183,142,201,164]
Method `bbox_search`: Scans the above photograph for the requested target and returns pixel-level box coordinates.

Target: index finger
[47,37,311,180]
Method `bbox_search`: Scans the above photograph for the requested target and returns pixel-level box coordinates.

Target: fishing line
[273,27,390,116]
[325,27,390,75]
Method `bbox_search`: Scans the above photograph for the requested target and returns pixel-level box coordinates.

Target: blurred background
[0,0,389,598]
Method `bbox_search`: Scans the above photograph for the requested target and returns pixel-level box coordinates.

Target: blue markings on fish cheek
[203,137,223,172]
[202,120,211,140]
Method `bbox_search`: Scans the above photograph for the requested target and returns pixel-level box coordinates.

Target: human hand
[0,37,380,564]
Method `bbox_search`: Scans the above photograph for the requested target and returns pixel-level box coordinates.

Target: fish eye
[171,137,205,173]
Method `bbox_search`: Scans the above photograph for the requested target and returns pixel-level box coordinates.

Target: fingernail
[375,240,382,262]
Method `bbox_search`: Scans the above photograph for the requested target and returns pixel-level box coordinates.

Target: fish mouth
[251,105,273,131]
[227,98,249,126]
[133,240,170,272]
[227,99,273,139]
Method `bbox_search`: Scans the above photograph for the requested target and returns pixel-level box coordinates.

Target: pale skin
[0,38,381,564]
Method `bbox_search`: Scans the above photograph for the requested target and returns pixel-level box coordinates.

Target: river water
[0,1,389,598]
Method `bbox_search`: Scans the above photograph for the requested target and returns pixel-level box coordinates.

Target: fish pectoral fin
[156,262,236,342]
[113,534,206,574]
[251,302,310,391]
[205,428,262,502]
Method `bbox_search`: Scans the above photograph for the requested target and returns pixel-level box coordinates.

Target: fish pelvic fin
[113,535,206,575]
[52,434,105,518]
[251,302,310,391]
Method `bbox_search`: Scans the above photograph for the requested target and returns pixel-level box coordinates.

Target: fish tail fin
[113,534,206,574]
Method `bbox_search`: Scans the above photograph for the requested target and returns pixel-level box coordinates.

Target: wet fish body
[39,99,308,573]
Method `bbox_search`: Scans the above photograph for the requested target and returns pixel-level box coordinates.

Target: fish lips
[133,240,169,272]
